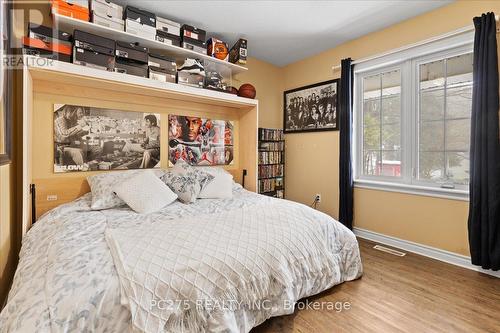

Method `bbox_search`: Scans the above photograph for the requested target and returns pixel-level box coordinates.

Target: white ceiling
[116,0,453,66]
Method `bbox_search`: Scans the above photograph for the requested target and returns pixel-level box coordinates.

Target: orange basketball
[238,83,256,99]
[213,41,228,60]
[207,40,229,60]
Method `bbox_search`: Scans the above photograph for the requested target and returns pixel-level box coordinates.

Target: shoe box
[73,30,115,70]
[23,23,72,63]
[181,36,206,54]
[124,6,156,40]
[51,0,90,21]
[157,16,181,36]
[181,24,206,43]
[114,41,148,77]
[177,71,204,88]
[205,71,228,92]
[155,16,181,47]
[91,0,124,31]
[155,30,181,47]
[229,38,247,65]
[148,53,176,83]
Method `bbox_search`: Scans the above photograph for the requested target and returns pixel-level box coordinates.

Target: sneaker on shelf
[178,58,205,76]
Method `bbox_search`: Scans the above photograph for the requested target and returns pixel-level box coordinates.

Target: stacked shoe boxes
[181,25,206,54]
[73,30,115,71]
[124,6,156,40]
[51,0,90,21]
[115,41,149,78]
[177,59,205,88]
[23,23,72,63]
[90,0,124,31]
[156,16,181,47]
[148,54,177,83]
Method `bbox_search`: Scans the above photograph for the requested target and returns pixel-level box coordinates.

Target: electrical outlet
[315,194,321,203]
[47,194,58,201]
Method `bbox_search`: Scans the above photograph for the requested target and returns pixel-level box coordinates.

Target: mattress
[0,187,362,332]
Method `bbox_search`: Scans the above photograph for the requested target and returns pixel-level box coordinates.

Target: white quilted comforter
[0,188,362,333]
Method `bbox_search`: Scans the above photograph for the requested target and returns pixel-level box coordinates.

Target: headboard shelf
[27,56,257,110]
[22,57,258,235]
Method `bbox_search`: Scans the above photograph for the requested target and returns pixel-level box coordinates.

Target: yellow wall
[235,57,284,128]
[0,164,16,305]
[282,1,500,256]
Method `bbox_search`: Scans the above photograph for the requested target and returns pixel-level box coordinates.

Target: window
[417,53,473,187]
[362,69,401,177]
[354,34,473,200]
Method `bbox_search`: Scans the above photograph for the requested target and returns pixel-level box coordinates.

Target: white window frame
[353,31,474,201]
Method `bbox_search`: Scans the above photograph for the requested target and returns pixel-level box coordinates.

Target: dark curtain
[338,58,354,229]
[468,12,500,271]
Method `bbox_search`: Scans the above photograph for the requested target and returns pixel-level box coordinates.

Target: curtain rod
[331,15,499,72]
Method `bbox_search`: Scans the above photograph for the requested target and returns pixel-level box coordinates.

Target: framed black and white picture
[53,104,161,173]
[283,79,339,133]
[0,0,12,165]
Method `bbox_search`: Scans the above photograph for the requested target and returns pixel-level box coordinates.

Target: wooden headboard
[23,65,258,235]
[32,169,242,219]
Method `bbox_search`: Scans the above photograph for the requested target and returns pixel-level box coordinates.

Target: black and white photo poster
[53,104,161,173]
[284,79,339,133]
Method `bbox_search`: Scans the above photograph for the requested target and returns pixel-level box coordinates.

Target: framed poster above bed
[53,104,161,173]
[168,114,234,166]
[283,79,339,133]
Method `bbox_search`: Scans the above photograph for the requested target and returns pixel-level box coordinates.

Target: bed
[0,183,363,333]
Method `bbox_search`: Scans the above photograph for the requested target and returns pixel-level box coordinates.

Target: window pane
[382,123,400,150]
[363,150,381,175]
[446,152,469,185]
[446,119,470,151]
[381,151,401,177]
[382,95,400,124]
[363,74,380,99]
[419,152,445,181]
[363,99,380,128]
[420,89,444,121]
[447,53,473,87]
[446,86,472,119]
[420,120,444,151]
[420,59,445,90]
[363,125,380,149]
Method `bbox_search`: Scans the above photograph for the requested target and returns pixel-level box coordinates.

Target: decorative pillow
[198,172,233,199]
[87,169,164,210]
[113,170,177,214]
[195,166,234,179]
[162,172,213,203]
[162,160,214,203]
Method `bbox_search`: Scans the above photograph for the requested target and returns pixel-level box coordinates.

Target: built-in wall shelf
[22,55,258,237]
[52,13,248,75]
[25,56,257,109]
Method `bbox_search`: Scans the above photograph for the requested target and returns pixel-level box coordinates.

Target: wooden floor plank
[252,239,500,333]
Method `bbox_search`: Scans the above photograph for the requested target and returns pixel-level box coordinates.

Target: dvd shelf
[258,128,285,198]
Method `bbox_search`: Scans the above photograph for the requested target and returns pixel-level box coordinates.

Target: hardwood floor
[253,239,500,333]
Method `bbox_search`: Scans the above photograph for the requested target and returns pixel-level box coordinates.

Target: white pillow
[87,169,164,210]
[198,172,233,199]
[113,170,177,214]
[195,166,233,179]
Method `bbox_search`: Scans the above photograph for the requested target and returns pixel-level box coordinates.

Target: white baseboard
[353,227,500,278]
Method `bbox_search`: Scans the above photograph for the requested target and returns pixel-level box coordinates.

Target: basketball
[213,41,228,60]
[207,38,229,61]
[238,83,256,99]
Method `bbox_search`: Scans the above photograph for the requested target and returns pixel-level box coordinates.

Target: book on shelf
[259,128,284,141]
[258,127,285,199]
